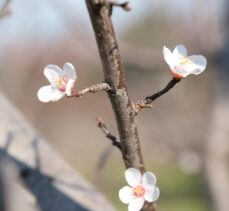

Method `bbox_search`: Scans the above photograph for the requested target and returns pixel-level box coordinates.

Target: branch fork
[133,77,181,114]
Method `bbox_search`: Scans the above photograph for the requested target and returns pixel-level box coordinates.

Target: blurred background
[0,0,228,210]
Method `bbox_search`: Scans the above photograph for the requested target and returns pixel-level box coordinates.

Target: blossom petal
[128,197,145,211]
[144,186,160,202]
[163,46,177,68]
[125,168,142,187]
[65,79,75,96]
[63,63,77,80]
[119,186,134,204]
[152,187,160,202]
[44,65,62,83]
[144,187,154,202]
[37,85,65,103]
[142,172,156,188]
[173,44,187,56]
[188,55,207,75]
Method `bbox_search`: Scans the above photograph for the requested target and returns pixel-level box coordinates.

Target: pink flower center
[133,185,145,197]
[55,76,68,92]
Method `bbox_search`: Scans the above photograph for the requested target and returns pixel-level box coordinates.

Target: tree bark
[85,2,158,210]
[85,0,145,171]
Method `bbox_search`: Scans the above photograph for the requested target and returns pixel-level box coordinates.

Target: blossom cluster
[36,45,207,210]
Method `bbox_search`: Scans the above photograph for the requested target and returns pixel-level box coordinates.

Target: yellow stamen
[133,185,145,197]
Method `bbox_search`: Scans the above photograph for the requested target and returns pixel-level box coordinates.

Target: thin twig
[93,0,130,15]
[96,117,122,150]
[70,82,111,97]
[134,77,181,113]
[111,1,130,11]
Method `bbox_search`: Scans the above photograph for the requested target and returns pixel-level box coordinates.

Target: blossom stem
[134,77,181,113]
[145,77,181,102]
[73,82,111,97]
[96,118,122,150]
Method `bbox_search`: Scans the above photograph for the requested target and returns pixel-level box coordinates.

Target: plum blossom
[37,63,77,102]
[163,44,207,79]
[119,168,160,211]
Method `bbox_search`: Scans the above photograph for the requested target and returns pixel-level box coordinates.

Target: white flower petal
[188,55,207,75]
[163,46,175,68]
[152,187,160,202]
[142,172,156,188]
[63,63,77,80]
[37,85,65,103]
[173,44,187,56]
[125,168,142,187]
[119,186,134,204]
[44,65,62,83]
[144,186,160,202]
[128,197,145,211]
[144,187,154,202]
[65,79,75,96]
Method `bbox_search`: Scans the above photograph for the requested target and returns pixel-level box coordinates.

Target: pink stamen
[55,76,68,92]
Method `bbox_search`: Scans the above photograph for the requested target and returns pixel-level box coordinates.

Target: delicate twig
[93,0,130,12]
[96,117,122,150]
[71,82,111,97]
[134,77,181,113]
[110,1,130,11]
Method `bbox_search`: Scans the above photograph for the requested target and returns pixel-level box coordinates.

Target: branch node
[133,77,181,114]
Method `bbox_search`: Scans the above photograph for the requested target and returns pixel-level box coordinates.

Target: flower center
[55,76,68,92]
[178,57,191,67]
[133,185,145,197]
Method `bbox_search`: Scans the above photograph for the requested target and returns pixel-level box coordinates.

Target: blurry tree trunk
[203,1,229,211]
[204,97,229,211]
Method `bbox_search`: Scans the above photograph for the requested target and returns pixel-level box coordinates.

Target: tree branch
[85,1,158,210]
[71,82,111,97]
[134,77,181,113]
[85,0,145,171]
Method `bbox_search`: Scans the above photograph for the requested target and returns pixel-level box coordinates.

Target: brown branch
[71,82,111,97]
[96,117,122,150]
[134,77,181,113]
[85,0,145,170]
[85,2,158,210]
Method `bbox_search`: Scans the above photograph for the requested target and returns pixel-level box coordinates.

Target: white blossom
[163,44,207,79]
[119,168,160,211]
[37,63,77,102]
